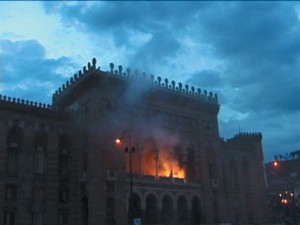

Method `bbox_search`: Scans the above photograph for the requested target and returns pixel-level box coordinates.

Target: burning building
[0,58,269,225]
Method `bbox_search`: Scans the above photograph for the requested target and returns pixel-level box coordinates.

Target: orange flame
[141,146,185,179]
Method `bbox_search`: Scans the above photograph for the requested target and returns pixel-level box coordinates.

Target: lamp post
[115,130,135,225]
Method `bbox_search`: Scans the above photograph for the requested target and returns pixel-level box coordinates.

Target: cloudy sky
[1,1,299,162]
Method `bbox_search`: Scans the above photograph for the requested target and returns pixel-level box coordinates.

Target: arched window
[161,195,174,225]
[144,194,159,224]
[229,156,239,188]
[6,119,23,176]
[81,196,88,225]
[59,134,70,178]
[33,123,48,175]
[105,197,116,225]
[242,156,250,188]
[34,124,48,150]
[177,196,188,225]
[34,148,46,175]
[186,145,196,181]
[6,119,23,149]
[143,138,158,178]
[191,196,201,225]
[131,193,142,220]
[7,150,19,176]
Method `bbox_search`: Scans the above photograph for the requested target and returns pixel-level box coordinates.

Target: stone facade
[0,58,269,225]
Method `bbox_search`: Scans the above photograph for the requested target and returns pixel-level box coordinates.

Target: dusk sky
[1,1,299,162]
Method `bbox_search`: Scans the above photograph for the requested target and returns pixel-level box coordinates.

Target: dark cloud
[186,70,222,89]
[129,31,181,71]
[1,39,77,103]
[4,1,299,160]
[194,2,300,114]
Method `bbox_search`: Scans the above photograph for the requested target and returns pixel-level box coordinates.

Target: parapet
[52,58,98,104]
[227,132,263,142]
[106,62,219,104]
[52,58,219,105]
[0,94,74,114]
[0,95,52,109]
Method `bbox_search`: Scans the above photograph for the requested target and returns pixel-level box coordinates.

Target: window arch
[6,119,23,149]
[142,138,159,178]
[34,123,48,150]
[186,144,196,181]
[191,196,201,225]
[33,123,48,175]
[105,197,116,225]
[177,196,188,225]
[229,156,239,188]
[144,194,159,224]
[131,193,142,220]
[161,195,174,225]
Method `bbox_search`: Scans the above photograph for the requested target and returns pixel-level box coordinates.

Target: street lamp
[115,130,135,225]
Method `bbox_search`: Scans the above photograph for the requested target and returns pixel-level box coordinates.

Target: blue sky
[1,1,299,162]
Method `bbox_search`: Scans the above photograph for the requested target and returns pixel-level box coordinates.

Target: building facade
[0,58,269,225]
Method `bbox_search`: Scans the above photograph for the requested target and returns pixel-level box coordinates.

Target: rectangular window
[7,151,19,175]
[5,185,17,201]
[34,151,45,174]
[32,212,43,225]
[32,188,43,203]
[59,212,68,225]
[59,156,69,176]
[4,212,15,225]
[59,190,69,203]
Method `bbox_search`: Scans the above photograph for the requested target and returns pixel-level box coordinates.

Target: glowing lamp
[115,138,122,144]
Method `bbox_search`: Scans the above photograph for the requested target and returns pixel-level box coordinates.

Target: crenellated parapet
[0,94,52,109]
[106,62,218,104]
[0,94,75,114]
[52,58,98,103]
[52,58,218,105]
[227,132,263,142]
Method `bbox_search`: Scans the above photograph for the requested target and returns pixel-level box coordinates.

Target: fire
[142,146,185,179]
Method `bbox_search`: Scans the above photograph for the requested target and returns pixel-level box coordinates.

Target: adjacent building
[0,58,269,225]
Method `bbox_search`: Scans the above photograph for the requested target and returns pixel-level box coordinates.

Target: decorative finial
[92,58,97,69]
[165,79,169,88]
[171,81,176,89]
[118,65,123,76]
[110,63,114,74]
[126,68,131,76]
[178,82,182,91]
[157,76,161,86]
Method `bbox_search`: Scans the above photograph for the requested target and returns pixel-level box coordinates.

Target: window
[4,212,15,225]
[5,185,17,201]
[59,212,68,225]
[59,155,69,176]
[7,119,23,149]
[34,150,45,175]
[59,189,69,203]
[34,124,48,150]
[32,212,43,225]
[32,188,43,203]
[229,157,239,188]
[7,150,19,175]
